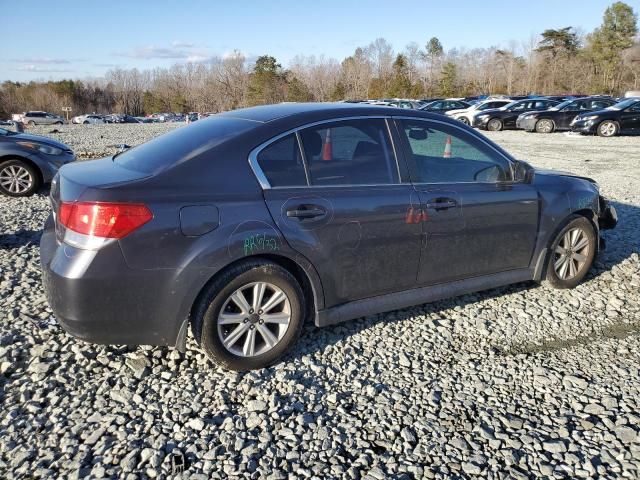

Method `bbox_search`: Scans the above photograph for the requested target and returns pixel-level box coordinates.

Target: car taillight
[59,201,153,239]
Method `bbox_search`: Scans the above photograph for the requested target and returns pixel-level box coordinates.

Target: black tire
[55,121,63,125]
[535,118,555,134]
[487,118,503,131]
[0,159,41,197]
[597,120,619,137]
[27,120,36,126]
[459,117,470,125]
[191,259,305,371]
[544,215,596,289]
[83,121,89,125]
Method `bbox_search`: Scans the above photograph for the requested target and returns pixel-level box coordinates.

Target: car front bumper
[570,118,598,134]
[472,116,490,129]
[516,116,537,131]
[40,216,184,347]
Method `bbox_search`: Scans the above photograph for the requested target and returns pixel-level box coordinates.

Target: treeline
[1,2,638,118]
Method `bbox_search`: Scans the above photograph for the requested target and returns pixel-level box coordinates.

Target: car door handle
[286,207,326,219]
[425,199,457,210]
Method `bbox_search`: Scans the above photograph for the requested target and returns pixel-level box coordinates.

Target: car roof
[219,102,422,123]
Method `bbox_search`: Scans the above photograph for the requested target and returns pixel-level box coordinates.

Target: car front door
[256,118,422,307]
[394,117,539,286]
[620,102,640,131]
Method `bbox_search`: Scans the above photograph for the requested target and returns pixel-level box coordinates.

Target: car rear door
[255,117,422,308]
[393,117,539,286]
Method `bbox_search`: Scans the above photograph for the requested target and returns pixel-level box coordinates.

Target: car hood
[8,132,71,150]
[534,168,597,185]
[446,107,472,116]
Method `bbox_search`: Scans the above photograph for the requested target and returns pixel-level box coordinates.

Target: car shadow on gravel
[0,229,43,250]
[286,199,639,363]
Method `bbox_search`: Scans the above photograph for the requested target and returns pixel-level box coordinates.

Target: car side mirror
[408,128,428,140]
[514,160,534,183]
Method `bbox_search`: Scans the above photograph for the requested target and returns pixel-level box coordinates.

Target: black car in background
[570,98,640,137]
[473,98,561,131]
[517,96,617,133]
[420,99,471,114]
[41,103,617,370]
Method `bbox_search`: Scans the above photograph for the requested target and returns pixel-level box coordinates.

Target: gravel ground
[1,125,639,479]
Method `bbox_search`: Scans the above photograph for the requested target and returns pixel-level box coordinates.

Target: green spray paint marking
[244,234,279,255]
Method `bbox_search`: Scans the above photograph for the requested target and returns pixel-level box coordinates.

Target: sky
[1,0,636,82]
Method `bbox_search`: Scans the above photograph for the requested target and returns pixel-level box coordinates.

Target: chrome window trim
[248,115,402,190]
[391,115,518,183]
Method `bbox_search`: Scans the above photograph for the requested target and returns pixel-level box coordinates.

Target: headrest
[300,130,323,157]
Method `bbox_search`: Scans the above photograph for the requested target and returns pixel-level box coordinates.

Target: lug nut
[258,310,263,314]
[259,320,264,324]
[250,325,255,329]
[243,318,248,323]
[249,309,254,314]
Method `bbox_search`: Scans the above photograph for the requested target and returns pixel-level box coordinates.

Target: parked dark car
[0,127,75,196]
[517,96,617,133]
[570,98,640,137]
[40,103,617,370]
[420,99,471,114]
[473,98,561,131]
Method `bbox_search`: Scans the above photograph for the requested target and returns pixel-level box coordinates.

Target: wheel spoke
[261,290,286,313]
[262,312,290,324]
[555,245,567,255]
[242,328,257,356]
[568,258,577,278]
[253,283,266,312]
[219,313,246,325]
[554,255,568,271]
[223,322,250,348]
[562,231,572,249]
[558,258,570,279]
[573,252,587,263]
[230,290,251,315]
[258,324,278,348]
[574,237,589,251]
[570,229,581,248]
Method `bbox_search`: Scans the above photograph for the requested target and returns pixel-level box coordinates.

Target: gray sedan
[0,127,75,196]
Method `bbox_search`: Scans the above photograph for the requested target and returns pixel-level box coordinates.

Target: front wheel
[458,117,470,125]
[535,118,555,133]
[0,159,40,197]
[487,118,503,131]
[597,120,618,137]
[192,260,305,370]
[544,215,596,289]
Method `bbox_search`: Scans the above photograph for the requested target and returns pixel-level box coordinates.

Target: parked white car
[446,99,512,125]
[72,114,105,125]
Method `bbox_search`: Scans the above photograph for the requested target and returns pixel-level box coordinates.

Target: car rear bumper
[472,117,490,129]
[40,217,184,347]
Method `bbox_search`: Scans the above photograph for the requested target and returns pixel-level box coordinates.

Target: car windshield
[549,100,573,111]
[114,116,256,174]
[504,101,521,110]
[607,98,639,110]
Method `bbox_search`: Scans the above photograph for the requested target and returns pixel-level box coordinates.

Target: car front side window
[399,119,511,184]
[299,119,399,186]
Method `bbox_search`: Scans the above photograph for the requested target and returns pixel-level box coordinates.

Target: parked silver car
[17,111,64,126]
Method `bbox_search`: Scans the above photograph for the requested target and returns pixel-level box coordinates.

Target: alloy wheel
[217,282,291,357]
[553,227,590,280]
[487,119,502,131]
[536,119,554,133]
[599,121,616,137]
[0,165,33,194]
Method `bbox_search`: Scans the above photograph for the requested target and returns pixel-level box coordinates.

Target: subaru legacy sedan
[41,103,617,370]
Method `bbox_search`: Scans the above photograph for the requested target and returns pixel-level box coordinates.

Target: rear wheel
[55,121,63,125]
[458,117,470,125]
[535,118,555,133]
[27,120,36,127]
[597,120,618,137]
[83,121,89,125]
[191,260,305,370]
[0,159,40,197]
[544,216,596,289]
[487,118,503,131]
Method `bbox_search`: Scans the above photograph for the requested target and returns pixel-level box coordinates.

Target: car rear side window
[399,119,511,184]
[256,134,308,187]
[299,119,399,186]
[115,116,255,174]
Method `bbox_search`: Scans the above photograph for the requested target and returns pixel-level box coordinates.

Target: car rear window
[115,116,255,174]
